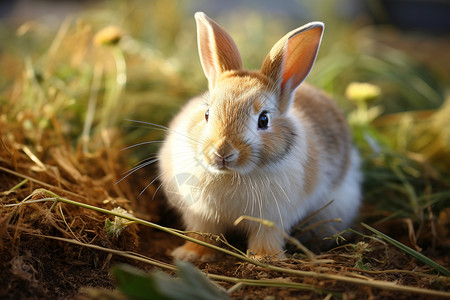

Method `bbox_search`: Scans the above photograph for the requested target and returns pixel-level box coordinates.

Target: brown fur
[260,117,297,165]
[303,133,319,195]
[219,70,271,86]
[294,84,351,187]
[202,72,271,168]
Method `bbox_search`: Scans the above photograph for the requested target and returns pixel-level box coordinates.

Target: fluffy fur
[158,12,362,261]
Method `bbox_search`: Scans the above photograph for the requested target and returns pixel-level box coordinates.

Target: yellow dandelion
[345,82,381,103]
[94,25,124,46]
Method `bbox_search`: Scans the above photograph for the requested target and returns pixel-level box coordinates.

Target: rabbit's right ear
[195,12,243,91]
[261,22,323,113]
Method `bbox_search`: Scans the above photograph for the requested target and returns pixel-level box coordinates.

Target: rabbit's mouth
[206,155,258,175]
[207,154,236,173]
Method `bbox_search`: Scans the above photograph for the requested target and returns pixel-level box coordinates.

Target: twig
[297,199,335,227]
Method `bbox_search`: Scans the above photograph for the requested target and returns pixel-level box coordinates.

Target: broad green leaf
[112,264,169,300]
[112,262,229,300]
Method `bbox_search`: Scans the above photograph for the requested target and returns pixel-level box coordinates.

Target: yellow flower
[94,26,124,46]
[345,82,381,103]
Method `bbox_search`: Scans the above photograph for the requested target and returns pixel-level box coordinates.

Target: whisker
[229,173,240,204]
[138,171,165,199]
[124,119,199,144]
[264,172,284,233]
[120,141,164,151]
[120,156,158,175]
[116,158,159,184]
[274,180,291,204]
[255,175,264,238]
[124,119,171,131]
[151,177,168,201]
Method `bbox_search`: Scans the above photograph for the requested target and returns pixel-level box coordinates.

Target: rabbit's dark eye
[205,109,209,122]
[258,111,269,129]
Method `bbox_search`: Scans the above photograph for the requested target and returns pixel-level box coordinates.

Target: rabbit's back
[292,83,352,189]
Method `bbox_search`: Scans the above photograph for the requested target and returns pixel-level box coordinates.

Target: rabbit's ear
[195,12,243,90]
[261,22,323,113]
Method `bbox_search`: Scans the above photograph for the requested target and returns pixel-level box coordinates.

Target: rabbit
[158,12,362,262]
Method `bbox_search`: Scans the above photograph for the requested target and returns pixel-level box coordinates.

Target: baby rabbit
[158,12,362,261]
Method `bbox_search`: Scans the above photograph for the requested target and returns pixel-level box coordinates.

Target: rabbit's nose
[214,151,237,161]
[213,150,238,168]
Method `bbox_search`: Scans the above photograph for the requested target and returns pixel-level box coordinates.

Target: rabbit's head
[192,12,323,175]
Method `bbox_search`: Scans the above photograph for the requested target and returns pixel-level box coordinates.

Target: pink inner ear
[281,26,323,91]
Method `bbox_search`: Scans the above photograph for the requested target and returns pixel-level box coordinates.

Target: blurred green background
[1,0,449,226]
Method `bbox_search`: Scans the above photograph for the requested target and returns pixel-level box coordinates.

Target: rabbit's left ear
[195,12,243,91]
[261,22,323,113]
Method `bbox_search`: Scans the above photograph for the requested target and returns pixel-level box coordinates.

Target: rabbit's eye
[205,109,209,122]
[258,111,269,129]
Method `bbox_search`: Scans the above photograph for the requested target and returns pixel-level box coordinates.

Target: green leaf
[361,223,450,276]
[111,262,229,300]
[112,264,168,300]
[161,261,229,300]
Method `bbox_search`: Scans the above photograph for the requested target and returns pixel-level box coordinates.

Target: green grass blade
[361,223,450,276]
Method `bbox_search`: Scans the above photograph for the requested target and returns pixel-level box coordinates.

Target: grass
[361,223,450,276]
[5,189,449,298]
[1,0,449,299]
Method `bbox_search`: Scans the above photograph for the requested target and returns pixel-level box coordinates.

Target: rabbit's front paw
[171,241,217,262]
